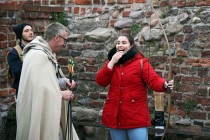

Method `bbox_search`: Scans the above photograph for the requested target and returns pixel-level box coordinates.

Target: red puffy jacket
[96,53,166,129]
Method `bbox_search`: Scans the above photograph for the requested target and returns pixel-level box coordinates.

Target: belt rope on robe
[66,58,74,140]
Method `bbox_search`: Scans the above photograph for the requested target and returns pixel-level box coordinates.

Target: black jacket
[7,44,24,93]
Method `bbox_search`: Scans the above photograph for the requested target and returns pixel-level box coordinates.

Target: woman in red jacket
[95,34,174,140]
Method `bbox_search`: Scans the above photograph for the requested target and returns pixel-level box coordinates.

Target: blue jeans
[109,127,148,140]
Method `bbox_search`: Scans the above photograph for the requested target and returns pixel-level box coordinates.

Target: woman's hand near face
[107,51,124,69]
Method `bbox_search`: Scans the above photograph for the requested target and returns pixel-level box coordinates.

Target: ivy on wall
[184,99,197,115]
[131,23,141,36]
[52,12,68,26]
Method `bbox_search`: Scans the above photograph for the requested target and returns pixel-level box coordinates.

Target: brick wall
[1,0,210,138]
[0,0,150,115]
[0,1,66,115]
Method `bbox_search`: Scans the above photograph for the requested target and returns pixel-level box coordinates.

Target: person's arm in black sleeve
[7,49,23,79]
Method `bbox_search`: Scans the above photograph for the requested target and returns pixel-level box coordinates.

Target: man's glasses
[58,35,68,47]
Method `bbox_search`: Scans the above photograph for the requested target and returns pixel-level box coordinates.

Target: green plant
[150,61,159,68]
[131,23,141,36]
[144,40,158,57]
[149,108,155,119]
[160,12,167,19]
[146,40,156,48]
[184,99,197,114]
[52,12,68,26]
[173,82,180,91]
[7,104,16,118]
[176,56,184,64]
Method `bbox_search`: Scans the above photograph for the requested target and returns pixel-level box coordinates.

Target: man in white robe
[16,22,79,140]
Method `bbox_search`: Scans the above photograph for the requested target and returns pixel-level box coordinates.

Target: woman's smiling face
[116,36,132,54]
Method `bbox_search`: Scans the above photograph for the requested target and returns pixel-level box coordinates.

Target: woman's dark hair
[119,34,144,57]
[119,34,135,46]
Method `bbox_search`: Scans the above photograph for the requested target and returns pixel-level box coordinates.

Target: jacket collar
[20,43,25,50]
[108,47,138,64]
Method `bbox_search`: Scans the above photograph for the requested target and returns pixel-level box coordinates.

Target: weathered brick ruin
[1,0,210,139]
